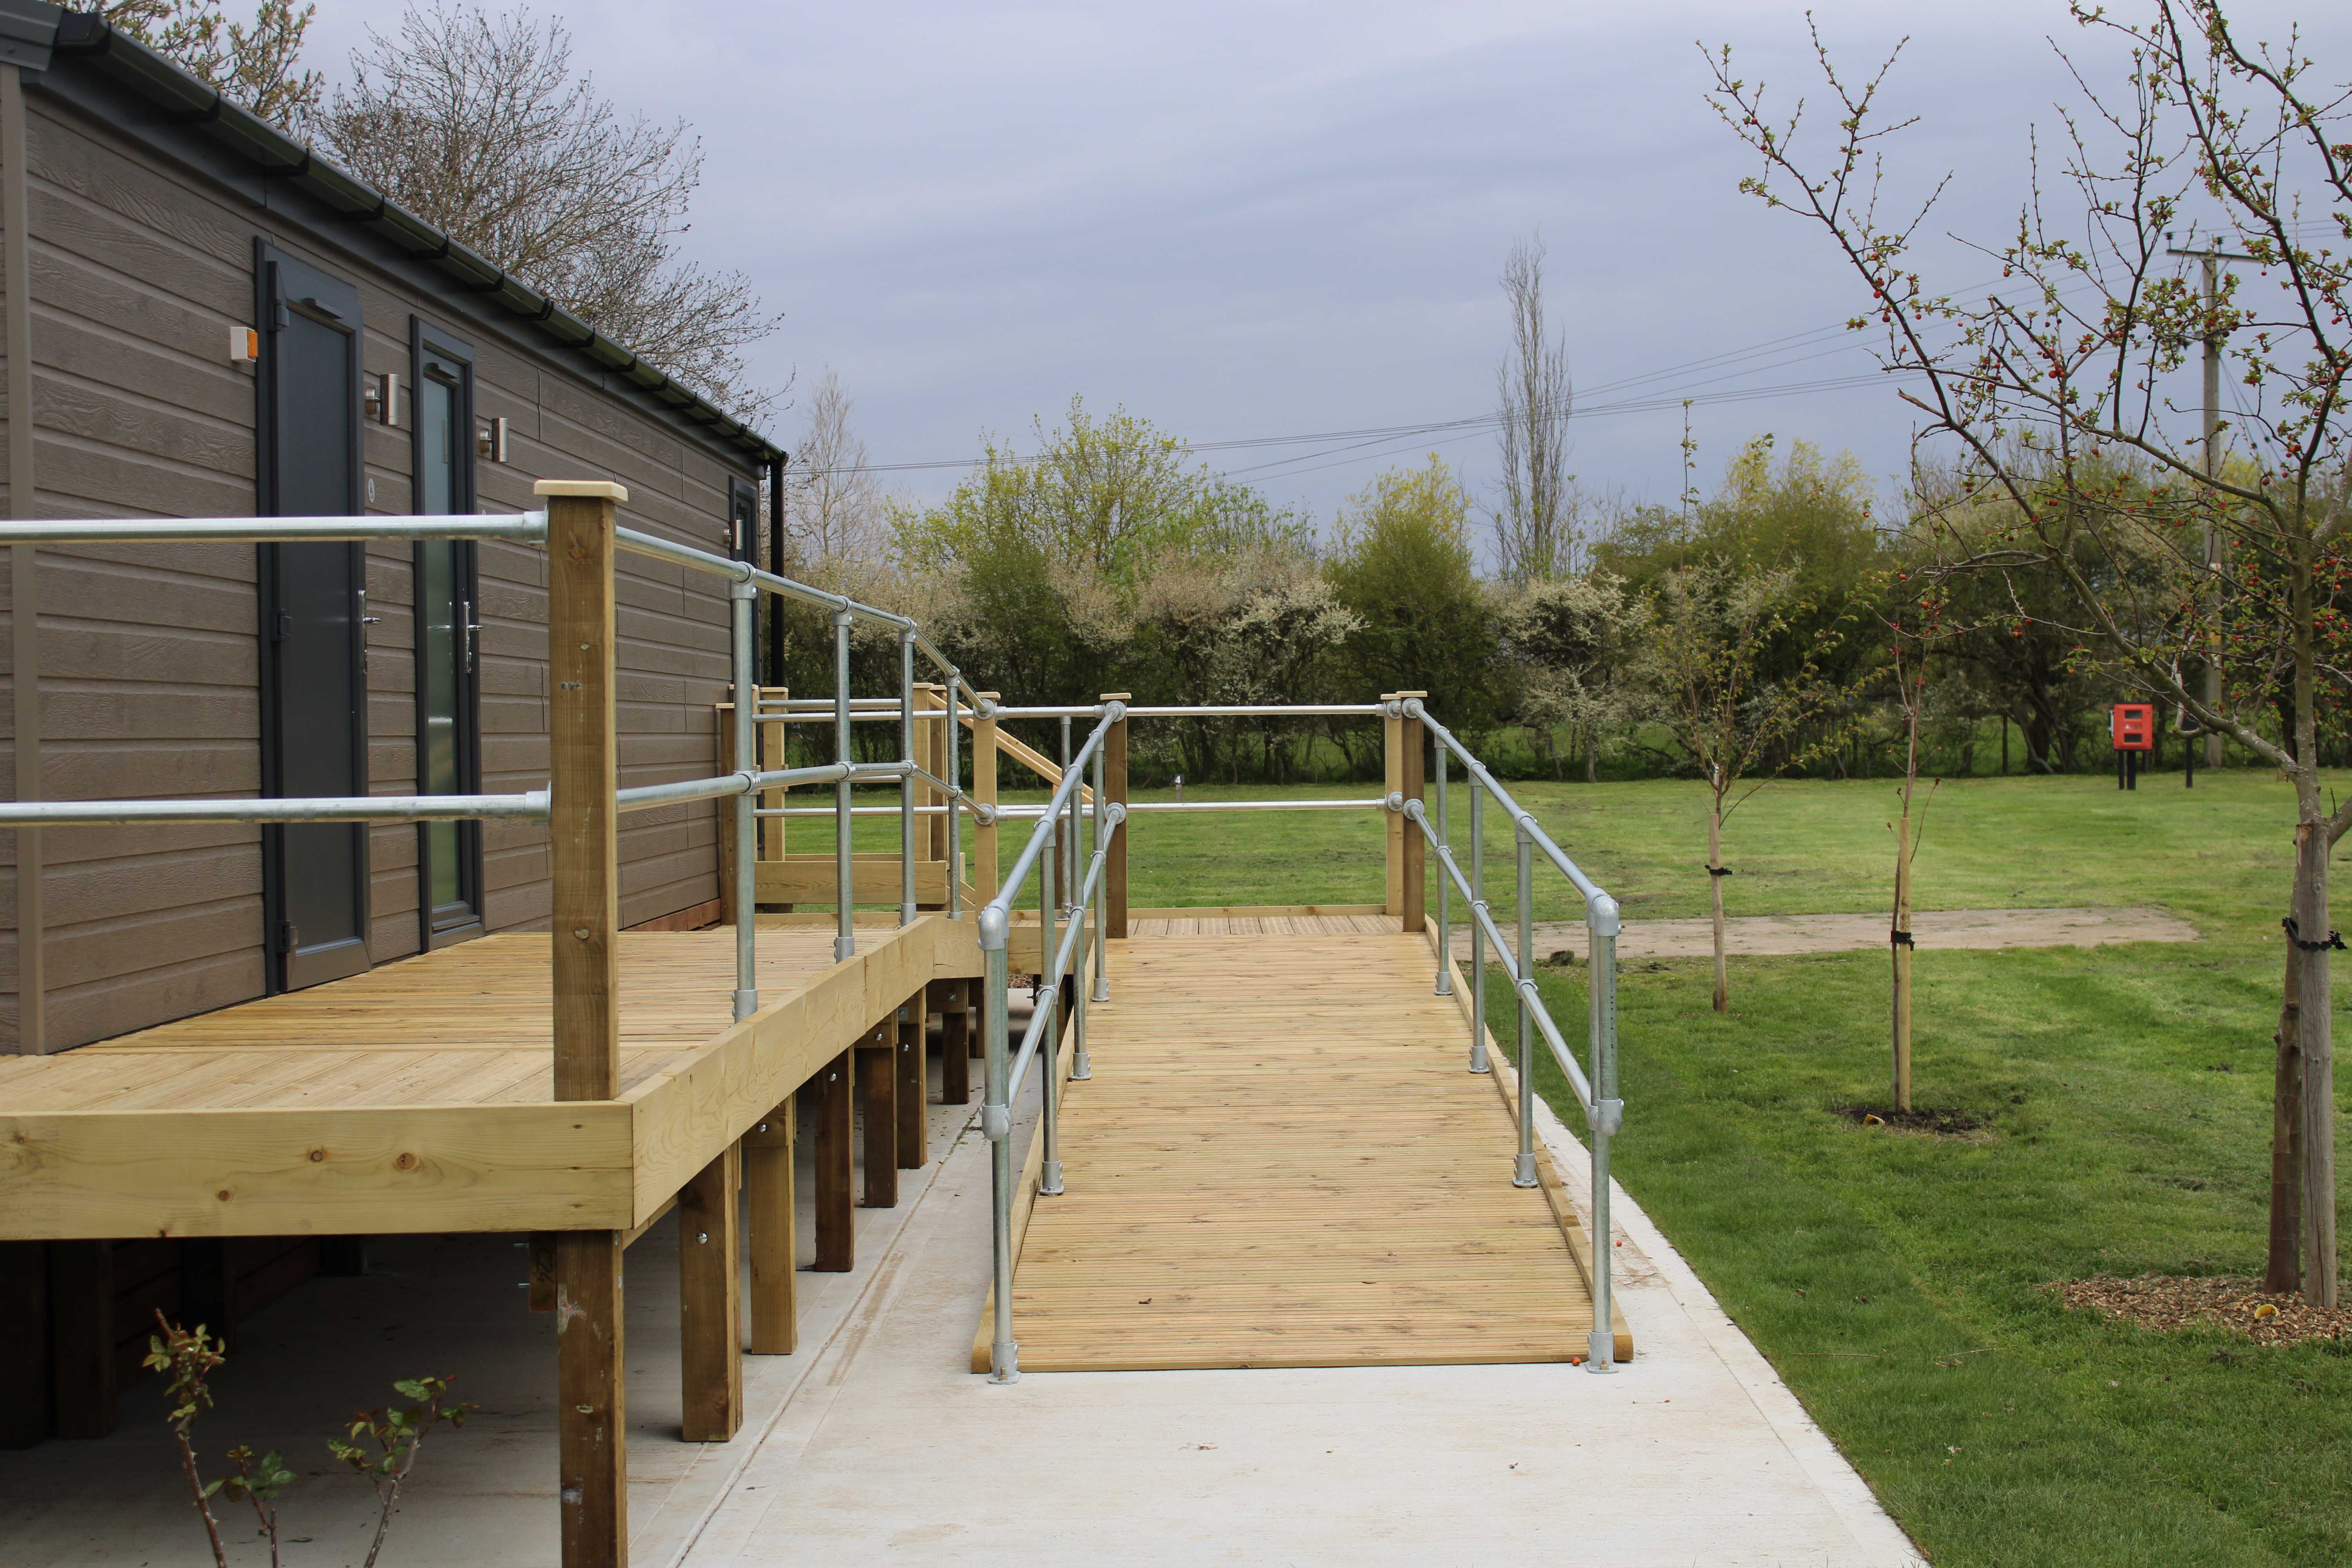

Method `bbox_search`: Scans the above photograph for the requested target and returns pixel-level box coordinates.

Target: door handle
[462,600,479,673]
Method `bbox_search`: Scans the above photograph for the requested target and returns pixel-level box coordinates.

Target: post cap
[534,479,629,502]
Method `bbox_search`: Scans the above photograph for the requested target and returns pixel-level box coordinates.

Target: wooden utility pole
[540,479,627,1568]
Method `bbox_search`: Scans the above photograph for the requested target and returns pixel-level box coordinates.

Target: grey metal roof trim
[45,9,784,466]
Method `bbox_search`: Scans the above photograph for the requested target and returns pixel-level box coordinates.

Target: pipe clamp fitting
[977,905,1010,951]
[1597,1097,1624,1138]
[982,1103,1011,1141]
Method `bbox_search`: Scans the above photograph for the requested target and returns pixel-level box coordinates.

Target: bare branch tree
[782,370,889,588]
[309,4,782,421]
[1493,234,1577,581]
[1705,0,2352,1301]
[102,0,323,126]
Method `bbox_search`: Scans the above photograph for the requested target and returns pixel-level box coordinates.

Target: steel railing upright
[1392,697,1623,1372]
[0,503,1003,1059]
[974,699,1127,1385]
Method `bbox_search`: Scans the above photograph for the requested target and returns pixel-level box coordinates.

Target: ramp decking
[994,928,1606,1372]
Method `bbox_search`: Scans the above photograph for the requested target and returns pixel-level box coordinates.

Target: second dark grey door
[256,244,371,993]
[412,319,484,948]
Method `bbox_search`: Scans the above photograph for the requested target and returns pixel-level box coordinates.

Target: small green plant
[145,1310,473,1568]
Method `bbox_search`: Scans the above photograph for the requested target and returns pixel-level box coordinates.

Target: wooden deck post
[541,479,628,1568]
[677,1142,742,1442]
[716,687,756,923]
[758,686,785,867]
[1102,693,1130,938]
[0,1243,48,1446]
[896,993,927,1167]
[1397,690,1426,934]
[973,692,1000,906]
[858,1021,898,1207]
[812,1051,855,1270]
[744,1100,797,1354]
[47,1240,113,1439]
[933,979,970,1103]
[553,1230,626,1568]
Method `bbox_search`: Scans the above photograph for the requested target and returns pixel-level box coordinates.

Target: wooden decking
[0,918,980,1240]
[992,930,1609,1372]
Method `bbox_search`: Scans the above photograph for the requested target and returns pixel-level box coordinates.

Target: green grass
[1469,770,2349,1568]
[917,766,2346,1567]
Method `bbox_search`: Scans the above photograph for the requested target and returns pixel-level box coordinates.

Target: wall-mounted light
[364,372,402,426]
[477,416,508,463]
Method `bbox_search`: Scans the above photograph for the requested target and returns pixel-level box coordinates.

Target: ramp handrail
[0,496,995,1038]
[974,701,1126,1384]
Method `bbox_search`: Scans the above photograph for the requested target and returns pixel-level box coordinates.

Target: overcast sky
[316,1,2352,541]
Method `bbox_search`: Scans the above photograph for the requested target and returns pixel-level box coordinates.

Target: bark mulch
[2050,1274,2352,1348]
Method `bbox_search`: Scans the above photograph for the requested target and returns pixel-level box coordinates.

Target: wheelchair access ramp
[981,927,1620,1373]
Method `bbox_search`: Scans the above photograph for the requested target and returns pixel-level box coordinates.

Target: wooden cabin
[0,9,780,1439]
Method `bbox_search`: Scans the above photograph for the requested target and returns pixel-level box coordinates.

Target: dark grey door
[411,320,483,948]
[256,244,371,993]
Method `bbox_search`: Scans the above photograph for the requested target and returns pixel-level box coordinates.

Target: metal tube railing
[0,512,548,545]
[730,580,759,1022]
[0,791,550,825]
[900,632,917,926]
[832,610,855,962]
[1398,786,1621,1372]
[1405,700,1608,905]
[975,703,1126,1384]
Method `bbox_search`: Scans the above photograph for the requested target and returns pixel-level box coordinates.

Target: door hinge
[276,920,300,953]
[272,607,293,641]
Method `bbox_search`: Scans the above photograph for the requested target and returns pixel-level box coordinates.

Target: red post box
[2111,703,2154,751]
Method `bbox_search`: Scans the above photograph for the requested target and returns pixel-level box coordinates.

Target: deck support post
[858,1022,898,1207]
[0,1243,47,1446]
[554,1231,626,1568]
[542,479,627,1568]
[973,693,1000,906]
[48,1239,113,1439]
[1101,693,1129,938]
[744,1100,797,1354]
[896,992,927,1168]
[677,1142,743,1441]
[813,1051,855,1270]
[934,980,971,1103]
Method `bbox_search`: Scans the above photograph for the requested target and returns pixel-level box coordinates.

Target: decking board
[0,921,984,1240]
[991,931,1607,1373]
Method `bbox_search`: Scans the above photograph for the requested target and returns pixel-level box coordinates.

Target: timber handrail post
[1101,693,1129,938]
[975,693,1000,906]
[538,479,628,1568]
[544,479,622,1101]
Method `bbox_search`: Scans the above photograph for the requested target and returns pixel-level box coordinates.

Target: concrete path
[1458,904,2198,962]
[676,1078,1926,1566]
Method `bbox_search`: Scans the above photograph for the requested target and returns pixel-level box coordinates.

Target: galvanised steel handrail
[974,700,1125,1385]
[0,506,1000,1033]
[1388,697,1623,1373]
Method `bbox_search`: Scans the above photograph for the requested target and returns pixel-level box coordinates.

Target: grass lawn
[865,765,2348,1567]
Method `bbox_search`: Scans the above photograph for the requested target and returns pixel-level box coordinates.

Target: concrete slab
[676,1086,1927,1568]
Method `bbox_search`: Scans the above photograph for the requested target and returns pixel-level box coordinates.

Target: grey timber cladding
[0,86,761,1053]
